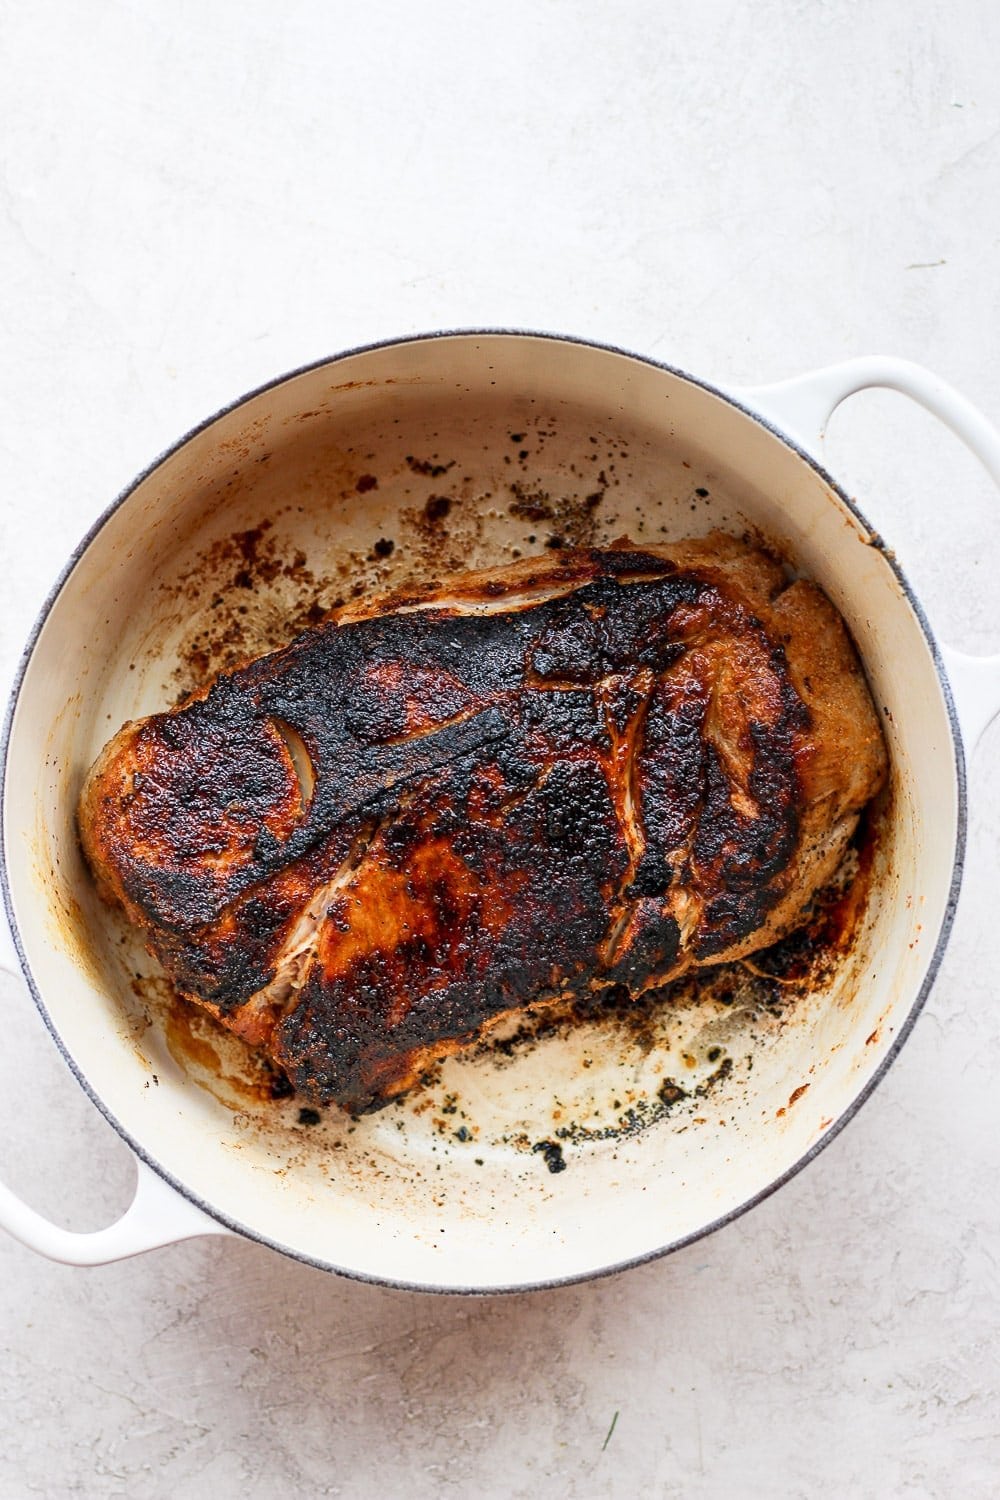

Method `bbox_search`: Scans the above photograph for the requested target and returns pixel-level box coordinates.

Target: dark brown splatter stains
[508,481,554,524]
[423,495,452,523]
[406,455,455,477]
[506,478,606,550]
[231,523,284,587]
[303,600,332,628]
[356,474,378,493]
[166,521,320,694]
[657,1078,687,1107]
[532,1139,567,1173]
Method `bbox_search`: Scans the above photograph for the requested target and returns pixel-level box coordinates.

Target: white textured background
[2,2,1000,1495]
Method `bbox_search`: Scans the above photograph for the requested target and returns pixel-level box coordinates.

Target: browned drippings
[150,980,291,1108]
[738,795,882,991]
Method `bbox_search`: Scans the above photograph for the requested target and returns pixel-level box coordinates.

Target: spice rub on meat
[78,535,887,1113]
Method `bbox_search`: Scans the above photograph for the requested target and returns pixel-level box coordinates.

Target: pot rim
[0,328,968,1293]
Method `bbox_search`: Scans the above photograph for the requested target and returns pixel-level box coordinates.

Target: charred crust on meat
[78,538,888,1113]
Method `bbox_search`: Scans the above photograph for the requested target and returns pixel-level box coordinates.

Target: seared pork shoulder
[79,536,887,1112]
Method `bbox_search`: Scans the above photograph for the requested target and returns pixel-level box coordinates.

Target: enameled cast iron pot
[2,333,999,1292]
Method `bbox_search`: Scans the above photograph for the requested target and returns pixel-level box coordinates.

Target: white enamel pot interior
[3,333,1000,1290]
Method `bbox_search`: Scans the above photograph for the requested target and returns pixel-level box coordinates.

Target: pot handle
[0,1154,231,1267]
[0,925,233,1265]
[738,356,1000,752]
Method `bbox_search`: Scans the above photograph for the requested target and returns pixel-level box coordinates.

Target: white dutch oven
[2,334,999,1291]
